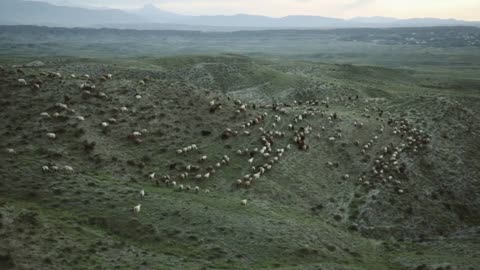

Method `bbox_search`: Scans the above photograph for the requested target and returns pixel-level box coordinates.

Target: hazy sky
[32,0,480,20]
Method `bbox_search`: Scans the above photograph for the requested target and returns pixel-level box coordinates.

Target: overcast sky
[31,0,480,20]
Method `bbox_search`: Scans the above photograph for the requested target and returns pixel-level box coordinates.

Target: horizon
[26,0,480,21]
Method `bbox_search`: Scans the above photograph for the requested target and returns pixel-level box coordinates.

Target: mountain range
[1,0,479,30]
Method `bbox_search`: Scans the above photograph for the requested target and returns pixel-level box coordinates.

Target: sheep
[46,133,56,140]
[132,131,142,137]
[140,189,145,199]
[248,157,254,164]
[133,204,141,214]
[5,148,16,154]
[63,166,74,172]
[107,74,113,79]
[40,112,50,118]
[135,94,142,100]
[70,74,76,78]
[56,103,69,110]
[235,179,243,187]
[194,186,200,193]
[80,83,96,90]
[178,184,184,191]
[239,104,247,112]
[241,199,248,206]
[149,172,156,180]
[120,106,128,112]
[139,80,145,85]
[199,155,207,162]
[204,172,211,179]
[76,116,85,121]
[101,122,109,128]
[18,79,27,86]
[41,166,49,173]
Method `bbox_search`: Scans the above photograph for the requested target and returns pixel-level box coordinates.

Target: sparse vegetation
[1,26,480,270]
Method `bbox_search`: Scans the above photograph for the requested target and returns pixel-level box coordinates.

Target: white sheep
[56,103,69,110]
[241,199,248,206]
[6,148,16,154]
[149,172,155,180]
[140,189,145,199]
[46,133,56,140]
[120,106,128,112]
[42,166,49,173]
[64,166,74,172]
[135,94,142,100]
[76,116,85,121]
[133,204,141,214]
[101,122,109,128]
[18,79,27,85]
[248,158,254,164]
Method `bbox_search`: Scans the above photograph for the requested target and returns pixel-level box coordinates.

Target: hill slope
[1,55,480,269]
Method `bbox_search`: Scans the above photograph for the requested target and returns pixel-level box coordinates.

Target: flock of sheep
[6,66,431,216]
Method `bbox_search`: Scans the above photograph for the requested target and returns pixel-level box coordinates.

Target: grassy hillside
[1,55,480,269]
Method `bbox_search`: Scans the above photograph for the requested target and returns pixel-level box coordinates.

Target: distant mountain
[1,0,479,30]
[0,0,144,27]
[128,4,185,23]
[350,16,398,24]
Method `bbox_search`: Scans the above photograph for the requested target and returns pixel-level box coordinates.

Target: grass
[1,46,480,269]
